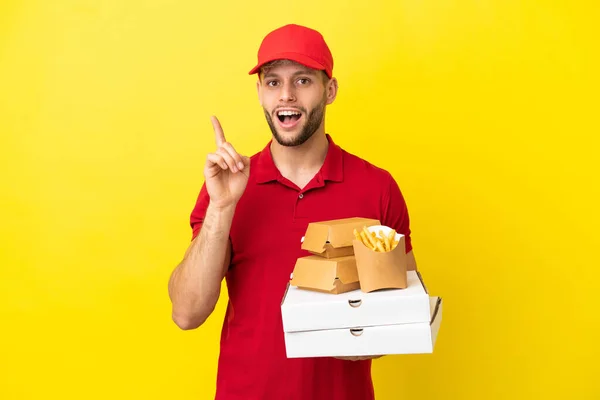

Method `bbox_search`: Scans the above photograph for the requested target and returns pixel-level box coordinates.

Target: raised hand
[204,116,250,209]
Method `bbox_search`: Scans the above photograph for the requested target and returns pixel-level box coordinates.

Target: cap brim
[248,52,330,77]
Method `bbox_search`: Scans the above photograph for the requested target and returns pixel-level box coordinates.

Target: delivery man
[168,23,417,400]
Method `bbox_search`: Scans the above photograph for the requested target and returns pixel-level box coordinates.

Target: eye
[297,78,311,85]
[267,80,279,87]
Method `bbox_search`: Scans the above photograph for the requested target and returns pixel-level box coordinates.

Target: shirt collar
[255,134,344,184]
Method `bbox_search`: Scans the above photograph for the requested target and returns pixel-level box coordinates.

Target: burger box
[295,220,408,294]
[289,255,360,294]
[281,271,442,357]
[301,217,381,258]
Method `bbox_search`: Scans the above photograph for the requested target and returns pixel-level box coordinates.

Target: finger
[221,142,245,170]
[211,116,226,147]
[207,153,228,170]
[240,156,251,177]
[216,147,238,172]
[334,355,381,361]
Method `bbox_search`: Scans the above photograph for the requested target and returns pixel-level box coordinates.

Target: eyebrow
[263,68,317,79]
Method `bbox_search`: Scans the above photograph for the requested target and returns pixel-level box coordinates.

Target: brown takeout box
[353,235,408,293]
[290,255,360,294]
[301,217,381,258]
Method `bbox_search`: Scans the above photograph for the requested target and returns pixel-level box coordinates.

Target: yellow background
[1,1,598,399]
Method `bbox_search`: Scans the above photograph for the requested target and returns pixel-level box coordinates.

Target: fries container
[353,225,408,293]
[301,217,381,258]
[290,255,360,294]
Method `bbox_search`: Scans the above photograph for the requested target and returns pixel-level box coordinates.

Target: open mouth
[276,110,302,129]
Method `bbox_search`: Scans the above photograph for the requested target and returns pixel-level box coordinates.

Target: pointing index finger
[211,115,226,147]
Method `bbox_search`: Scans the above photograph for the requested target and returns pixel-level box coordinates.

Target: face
[257,61,337,147]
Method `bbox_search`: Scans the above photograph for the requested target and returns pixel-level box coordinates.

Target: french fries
[353,226,399,252]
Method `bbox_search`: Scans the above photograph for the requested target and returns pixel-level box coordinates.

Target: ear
[256,79,263,107]
[325,77,339,105]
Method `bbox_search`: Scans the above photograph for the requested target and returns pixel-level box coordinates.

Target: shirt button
[299,193,304,199]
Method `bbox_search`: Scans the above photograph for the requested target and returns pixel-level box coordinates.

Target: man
[168,24,417,400]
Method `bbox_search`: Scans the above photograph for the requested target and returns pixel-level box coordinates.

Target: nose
[279,82,296,102]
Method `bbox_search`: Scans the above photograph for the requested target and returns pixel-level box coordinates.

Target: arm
[168,202,234,330]
[335,173,415,362]
[168,115,250,330]
[406,249,418,271]
[383,172,416,268]
[394,180,417,270]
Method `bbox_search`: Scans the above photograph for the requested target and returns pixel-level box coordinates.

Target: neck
[270,128,329,190]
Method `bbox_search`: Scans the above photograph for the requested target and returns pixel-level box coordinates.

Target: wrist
[201,201,236,238]
[207,201,237,215]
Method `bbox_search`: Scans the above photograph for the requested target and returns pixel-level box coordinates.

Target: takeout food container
[283,270,431,332]
[281,270,443,358]
[352,225,408,293]
[301,217,381,258]
[289,255,360,294]
[282,297,443,358]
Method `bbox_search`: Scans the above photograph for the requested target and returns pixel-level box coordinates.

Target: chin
[265,107,322,147]
[273,129,316,147]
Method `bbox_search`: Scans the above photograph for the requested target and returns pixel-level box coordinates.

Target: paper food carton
[282,270,431,333]
[352,225,408,293]
[301,217,381,258]
[282,296,443,358]
[289,255,360,294]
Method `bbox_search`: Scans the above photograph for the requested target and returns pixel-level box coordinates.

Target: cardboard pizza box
[282,270,430,333]
[283,296,443,358]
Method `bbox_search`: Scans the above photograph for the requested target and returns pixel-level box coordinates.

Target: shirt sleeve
[381,173,413,253]
[189,183,210,241]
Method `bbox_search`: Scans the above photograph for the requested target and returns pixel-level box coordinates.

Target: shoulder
[249,149,264,166]
[340,147,395,186]
[338,145,411,249]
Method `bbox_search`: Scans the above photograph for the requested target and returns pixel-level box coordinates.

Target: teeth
[277,110,301,116]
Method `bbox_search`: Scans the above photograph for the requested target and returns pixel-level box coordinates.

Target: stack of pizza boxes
[280,217,443,358]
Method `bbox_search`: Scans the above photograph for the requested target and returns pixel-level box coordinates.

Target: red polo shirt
[190,134,412,400]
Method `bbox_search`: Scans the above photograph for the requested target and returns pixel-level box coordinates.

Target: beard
[264,95,326,147]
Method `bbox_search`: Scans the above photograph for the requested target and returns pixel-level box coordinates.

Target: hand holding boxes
[281,217,443,358]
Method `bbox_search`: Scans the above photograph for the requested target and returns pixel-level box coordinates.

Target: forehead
[260,60,319,77]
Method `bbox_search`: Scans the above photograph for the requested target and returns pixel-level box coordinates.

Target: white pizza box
[281,270,431,333]
[284,296,443,358]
